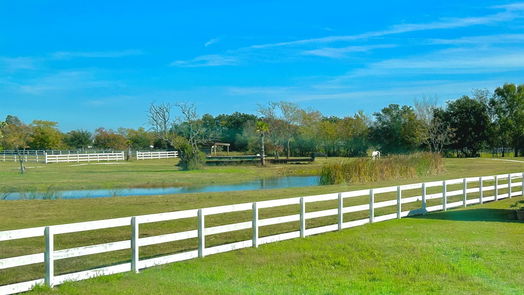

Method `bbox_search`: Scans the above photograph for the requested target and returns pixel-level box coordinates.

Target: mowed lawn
[29,197,524,295]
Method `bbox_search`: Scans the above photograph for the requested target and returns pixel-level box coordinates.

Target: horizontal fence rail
[0,151,46,163]
[44,152,125,164]
[0,172,523,294]
[0,150,122,163]
[136,151,178,160]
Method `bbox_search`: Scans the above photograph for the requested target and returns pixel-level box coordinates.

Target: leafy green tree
[371,104,424,154]
[64,129,92,150]
[337,112,370,156]
[318,118,339,156]
[29,120,64,150]
[120,128,154,150]
[93,128,128,150]
[295,109,322,156]
[257,102,287,158]
[5,115,22,126]
[0,121,6,151]
[442,96,490,157]
[0,116,32,174]
[491,83,524,156]
[256,121,269,165]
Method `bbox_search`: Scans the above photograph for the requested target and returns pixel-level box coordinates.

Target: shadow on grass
[411,208,523,223]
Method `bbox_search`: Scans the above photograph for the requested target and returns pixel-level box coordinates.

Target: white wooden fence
[0,172,522,294]
[45,152,125,164]
[136,151,178,160]
[1,151,46,163]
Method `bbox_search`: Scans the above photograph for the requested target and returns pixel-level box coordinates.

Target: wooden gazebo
[211,142,230,156]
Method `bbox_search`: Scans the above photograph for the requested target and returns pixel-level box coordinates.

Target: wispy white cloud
[52,49,143,59]
[302,44,396,58]
[0,49,144,73]
[204,37,220,47]
[429,33,524,45]
[345,49,524,78]
[0,57,37,71]
[493,2,524,11]
[170,54,238,67]
[84,95,138,107]
[226,78,511,104]
[172,3,524,67]
[248,5,522,49]
[18,71,120,95]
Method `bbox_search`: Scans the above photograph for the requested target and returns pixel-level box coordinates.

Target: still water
[5,176,321,200]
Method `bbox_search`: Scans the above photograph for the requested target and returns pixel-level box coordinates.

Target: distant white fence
[1,151,46,163]
[0,172,523,294]
[0,150,123,163]
[45,152,125,164]
[136,151,178,160]
[1,153,42,163]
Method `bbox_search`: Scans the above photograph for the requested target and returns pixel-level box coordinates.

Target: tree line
[1,83,523,158]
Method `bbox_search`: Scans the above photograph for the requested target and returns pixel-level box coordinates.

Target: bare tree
[148,102,173,148]
[426,115,453,153]
[414,97,452,153]
[414,96,438,126]
[257,102,296,159]
[175,102,205,149]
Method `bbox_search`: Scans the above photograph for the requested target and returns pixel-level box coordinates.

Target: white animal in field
[371,150,381,160]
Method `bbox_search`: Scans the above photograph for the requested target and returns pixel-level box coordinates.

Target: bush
[320,152,443,185]
[178,146,206,170]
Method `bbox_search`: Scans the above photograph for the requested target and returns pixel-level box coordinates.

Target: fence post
[131,217,139,273]
[337,193,343,231]
[508,174,512,198]
[442,181,447,211]
[495,175,499,201]
[252,202,258,248]
[44,226,54,288]
[300,197,306,238]
[479,177,484,204]
[522,172,524,196]
[369,189,375,223]
[463,178,467,208]
[422,183,427,212]
[198,209,205,258]
[396,186,401,219]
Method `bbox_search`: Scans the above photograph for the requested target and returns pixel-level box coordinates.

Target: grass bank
[28,197,524,295]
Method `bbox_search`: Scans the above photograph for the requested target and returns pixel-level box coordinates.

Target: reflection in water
[6,176,321,200]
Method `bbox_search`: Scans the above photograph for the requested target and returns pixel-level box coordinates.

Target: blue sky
[1,0,523,131]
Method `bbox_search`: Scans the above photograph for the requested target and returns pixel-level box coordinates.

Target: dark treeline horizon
[1,83,523,158]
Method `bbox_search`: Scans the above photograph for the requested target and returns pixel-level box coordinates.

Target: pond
[4,175,321,200]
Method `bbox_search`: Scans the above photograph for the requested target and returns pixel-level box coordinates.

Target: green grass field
[0,159,524,293]
[1,156,523,193]
[27,197,524,295]
[0,158,324,192]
